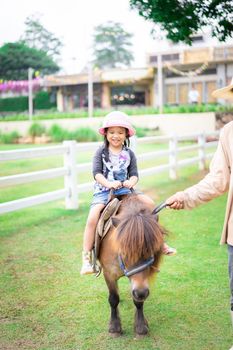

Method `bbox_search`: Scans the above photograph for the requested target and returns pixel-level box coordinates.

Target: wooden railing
[0,132,219,214]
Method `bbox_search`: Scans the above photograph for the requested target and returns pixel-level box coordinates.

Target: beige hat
[99,111,136,137]
[212,78,233,101]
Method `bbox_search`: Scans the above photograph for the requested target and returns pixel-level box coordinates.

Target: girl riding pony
[80,111,176,275]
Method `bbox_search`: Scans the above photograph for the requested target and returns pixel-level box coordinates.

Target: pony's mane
[116,195,166,267]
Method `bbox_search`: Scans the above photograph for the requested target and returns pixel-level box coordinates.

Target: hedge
[0,96,28,112]
[34,91,56,110]
[0,91,56,112]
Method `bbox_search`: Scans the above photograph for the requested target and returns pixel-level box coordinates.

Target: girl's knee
[87,205,104,226]
[86,216,98,227]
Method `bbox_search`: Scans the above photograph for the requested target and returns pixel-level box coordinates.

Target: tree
[130,0,233,44]
[20,14,63,59]
[93,21,134,69]
[0,42,59,80]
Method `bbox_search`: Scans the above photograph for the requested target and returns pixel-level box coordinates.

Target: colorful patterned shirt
[92,145,138,194]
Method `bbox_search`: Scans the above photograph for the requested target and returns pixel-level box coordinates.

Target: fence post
[198,133,206,170]
[63,140,78,209]
[130,135,137,152]
[169,135,178,180]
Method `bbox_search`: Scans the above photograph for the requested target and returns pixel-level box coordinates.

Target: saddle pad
[94,198,121,259]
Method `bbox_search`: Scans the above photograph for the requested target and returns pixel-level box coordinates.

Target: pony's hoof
[109,331,122,338]
[134,325,149,337]
[134,333,148,339]
[109,320,122,335]
[109,325,122,337]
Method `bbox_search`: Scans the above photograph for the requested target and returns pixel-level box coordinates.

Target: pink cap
[98,111,136,137]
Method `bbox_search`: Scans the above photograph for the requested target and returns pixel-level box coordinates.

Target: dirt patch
[18,135,51,144]
[0,339,37,350]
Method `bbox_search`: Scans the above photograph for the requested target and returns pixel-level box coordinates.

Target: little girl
[80,111,176,275]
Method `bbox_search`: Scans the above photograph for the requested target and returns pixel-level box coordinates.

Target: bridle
[118,255,155,277]
[118,201,169,278]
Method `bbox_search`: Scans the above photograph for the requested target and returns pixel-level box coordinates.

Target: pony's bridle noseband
[118,255,155,277]
[118,201,169,278]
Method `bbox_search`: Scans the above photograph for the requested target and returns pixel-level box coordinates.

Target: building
[148,33,233,106]
[44,33,233,112]
[44,67,155,112]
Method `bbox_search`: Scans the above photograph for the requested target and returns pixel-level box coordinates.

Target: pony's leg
[133,300,149,336]
[104,276,122,336]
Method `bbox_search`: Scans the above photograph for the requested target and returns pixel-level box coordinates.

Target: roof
[44,67,154,87]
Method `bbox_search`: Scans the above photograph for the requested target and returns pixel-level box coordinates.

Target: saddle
[93,197,121,275]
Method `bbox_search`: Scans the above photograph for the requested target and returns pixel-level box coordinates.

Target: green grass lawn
[0,143,232,350]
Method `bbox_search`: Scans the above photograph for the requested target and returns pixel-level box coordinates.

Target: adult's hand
[166,192,185,210]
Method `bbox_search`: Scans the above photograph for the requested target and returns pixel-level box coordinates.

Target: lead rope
[152,201,170,215]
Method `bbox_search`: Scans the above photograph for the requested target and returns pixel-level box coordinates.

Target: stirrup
[92,248,102,277]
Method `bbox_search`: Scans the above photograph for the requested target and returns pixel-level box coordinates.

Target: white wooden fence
[0,132,219,215]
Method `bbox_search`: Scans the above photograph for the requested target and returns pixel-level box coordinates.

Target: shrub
[28,123,46,137]
[0,96,28,112]
[47,124,101,143]
[0,130,20,144]
[48,124,69,142]
[134,126,149,137]
[70,127,101,142]
[34,91,56,110]
[133,126,160,138]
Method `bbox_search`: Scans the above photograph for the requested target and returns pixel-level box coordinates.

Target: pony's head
[112,195,166,302]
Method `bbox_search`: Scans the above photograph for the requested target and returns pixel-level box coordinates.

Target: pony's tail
[117,213,164,267]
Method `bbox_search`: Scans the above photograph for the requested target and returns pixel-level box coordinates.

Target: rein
[152,201,169,215]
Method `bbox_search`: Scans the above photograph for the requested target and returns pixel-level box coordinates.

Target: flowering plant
[0,77,42,93]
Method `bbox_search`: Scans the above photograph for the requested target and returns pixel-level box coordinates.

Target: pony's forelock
[116,196,165,267]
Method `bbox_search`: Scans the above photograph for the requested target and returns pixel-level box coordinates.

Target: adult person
[166,78,233,349]
[188,85,199,104]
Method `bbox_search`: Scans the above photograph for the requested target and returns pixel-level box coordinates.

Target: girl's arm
[128,150,139,178]
[92,146,103,178]
[123,150,139,188]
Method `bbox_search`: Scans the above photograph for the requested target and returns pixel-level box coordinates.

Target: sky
[0,0,168,74]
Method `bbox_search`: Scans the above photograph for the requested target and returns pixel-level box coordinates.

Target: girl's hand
[110,180,122,190]
[122,180,133,189]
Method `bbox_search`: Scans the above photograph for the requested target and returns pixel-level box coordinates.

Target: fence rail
[0,131,220,215]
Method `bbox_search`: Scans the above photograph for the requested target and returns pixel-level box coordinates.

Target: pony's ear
[111,217,120,227]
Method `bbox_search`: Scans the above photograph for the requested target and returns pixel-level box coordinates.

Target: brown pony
[98,194,166,337]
